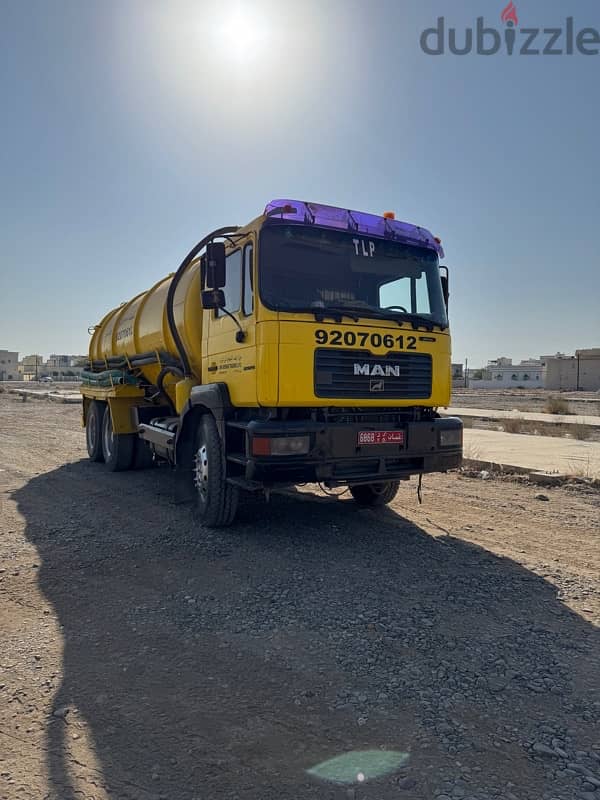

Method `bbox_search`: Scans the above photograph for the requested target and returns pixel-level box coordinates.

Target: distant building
[0,350,19,380]
[21,354,44,366]
[18,354,44,381]
[47,354,87,368]
[471,357,545,388]
[451,363,465,387]
[45,354,86,380]
[577,348,600,390]
[17,354,85,381]
[467,349,600,391]
[47,354,71,368]
[540,353,576,391]
[488,356,513,368]
[542,349,600,391]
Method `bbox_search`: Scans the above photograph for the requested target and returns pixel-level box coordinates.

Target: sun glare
[212,6,270,65]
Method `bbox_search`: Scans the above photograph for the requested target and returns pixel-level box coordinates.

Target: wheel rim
[102,413,113,459]
[87,412,97,449]
[193,442,209,504]
[370,484,386,495]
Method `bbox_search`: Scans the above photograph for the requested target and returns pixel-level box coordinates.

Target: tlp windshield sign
[352,239,376,257]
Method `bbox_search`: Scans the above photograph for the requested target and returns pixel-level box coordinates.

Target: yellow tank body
[88,259,204,392]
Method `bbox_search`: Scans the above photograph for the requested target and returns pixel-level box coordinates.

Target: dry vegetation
[496,417,595,440]
[571,423,591,441]
[502,417,525,434]
[543,396,571,415]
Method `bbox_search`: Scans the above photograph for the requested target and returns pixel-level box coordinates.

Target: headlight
[439,428,462,447]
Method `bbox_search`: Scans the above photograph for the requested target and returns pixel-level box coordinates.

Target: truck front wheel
[86,400,106,463]
[193,414,239,527]
[101,408,135,471]
[350,480,400,507]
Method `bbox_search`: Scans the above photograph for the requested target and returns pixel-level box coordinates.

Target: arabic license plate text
[358,430,405,446]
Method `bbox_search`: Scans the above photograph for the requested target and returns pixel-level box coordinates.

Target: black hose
[166,225,240,377]
[87,351,181,372]
[156,365,184,413]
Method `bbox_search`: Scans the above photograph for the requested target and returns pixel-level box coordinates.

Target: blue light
[264,199,444,257]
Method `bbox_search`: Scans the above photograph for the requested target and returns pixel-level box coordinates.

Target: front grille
[314,348,432,399]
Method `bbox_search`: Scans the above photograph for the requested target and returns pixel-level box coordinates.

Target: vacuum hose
[156,365,184,413]
[165,225,240,377]
[87,351,181,372]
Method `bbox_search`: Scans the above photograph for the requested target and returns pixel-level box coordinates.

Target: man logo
[354,363,400,377]
[370,379,385,392]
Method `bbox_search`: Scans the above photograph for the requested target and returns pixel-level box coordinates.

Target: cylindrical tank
[89,258,204,388]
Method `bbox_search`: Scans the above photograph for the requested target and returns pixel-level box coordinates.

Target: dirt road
[1,394,599,800]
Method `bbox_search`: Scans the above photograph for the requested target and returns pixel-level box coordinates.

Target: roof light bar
[263,199,444,257]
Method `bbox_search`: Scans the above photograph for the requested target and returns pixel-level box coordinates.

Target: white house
[469,358,545,389]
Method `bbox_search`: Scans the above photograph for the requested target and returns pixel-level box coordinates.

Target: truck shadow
[13,459,600,800]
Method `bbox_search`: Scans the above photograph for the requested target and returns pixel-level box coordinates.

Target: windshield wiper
[275,304,359,323]
[332,303,448,332]
[319,304,429,329]
[384,311,448,332]
[275,302,446,331]
[321,304,402,325]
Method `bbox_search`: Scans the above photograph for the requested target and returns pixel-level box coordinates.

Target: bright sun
[212,7,270,65]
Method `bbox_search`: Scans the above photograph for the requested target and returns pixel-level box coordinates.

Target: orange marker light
[434,236,442,244]
[383,211,395,220]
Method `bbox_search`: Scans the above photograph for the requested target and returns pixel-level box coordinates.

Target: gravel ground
[1,393,599,800]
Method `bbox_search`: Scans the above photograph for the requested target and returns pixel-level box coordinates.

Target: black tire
[350,480,400,507]
[101,407,135,472]
[132,437,155,470]
[193,414,239,527]
[86,400,106,463]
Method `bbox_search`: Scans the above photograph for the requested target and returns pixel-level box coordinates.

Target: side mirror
[201,289,226,310]
[205,242,226,288]
[439,266,449,309]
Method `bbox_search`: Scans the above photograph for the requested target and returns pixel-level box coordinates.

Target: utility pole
[464,357,468,388]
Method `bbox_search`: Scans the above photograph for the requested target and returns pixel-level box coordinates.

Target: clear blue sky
[1,0,599,366]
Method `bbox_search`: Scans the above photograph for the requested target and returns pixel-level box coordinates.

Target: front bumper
[240,416,463,486]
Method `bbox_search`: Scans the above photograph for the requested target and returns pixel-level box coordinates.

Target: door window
[218,249,242,315]
[243,245,254,315]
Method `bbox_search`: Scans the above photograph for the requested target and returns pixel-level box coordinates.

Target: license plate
[358,430,405,446]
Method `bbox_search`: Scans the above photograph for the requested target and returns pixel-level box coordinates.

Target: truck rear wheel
[86,400,105,463]
[350,480,400,507]
[193,414,239,527]
[101,408,135,472]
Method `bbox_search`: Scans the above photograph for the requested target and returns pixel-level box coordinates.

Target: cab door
[205,241,257,406]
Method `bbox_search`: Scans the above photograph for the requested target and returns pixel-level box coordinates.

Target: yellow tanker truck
[81,199,462,526]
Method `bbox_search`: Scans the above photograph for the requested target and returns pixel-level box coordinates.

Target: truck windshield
[259,225,448,327]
